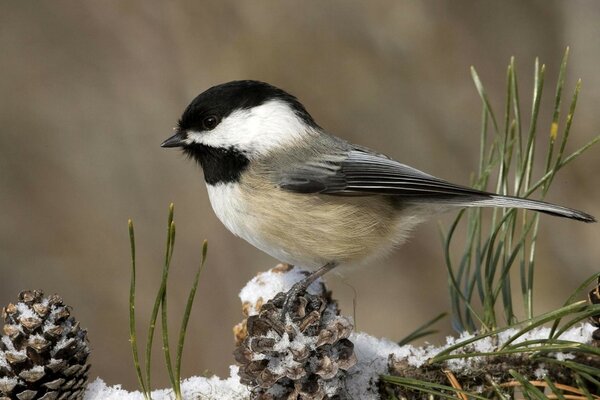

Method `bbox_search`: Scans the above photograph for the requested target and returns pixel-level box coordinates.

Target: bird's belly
[206,182,424,269]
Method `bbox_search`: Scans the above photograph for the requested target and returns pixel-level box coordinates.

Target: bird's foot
[280,262,337,321]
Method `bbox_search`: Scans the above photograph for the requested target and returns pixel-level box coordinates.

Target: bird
[161,80,595,310]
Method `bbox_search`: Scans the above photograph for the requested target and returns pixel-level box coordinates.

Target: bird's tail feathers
[452,194,596,223]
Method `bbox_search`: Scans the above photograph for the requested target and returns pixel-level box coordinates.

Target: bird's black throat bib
[184,144,249,185]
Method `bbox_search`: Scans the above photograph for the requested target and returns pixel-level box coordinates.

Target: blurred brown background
[1,0,599,390]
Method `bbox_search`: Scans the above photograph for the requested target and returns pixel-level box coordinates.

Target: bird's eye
[202,115,219,130]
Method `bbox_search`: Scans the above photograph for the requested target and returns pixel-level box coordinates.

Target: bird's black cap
[177,80,320,132]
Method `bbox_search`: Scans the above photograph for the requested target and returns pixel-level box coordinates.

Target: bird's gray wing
[276,147,596,222]
[278,148,487,199]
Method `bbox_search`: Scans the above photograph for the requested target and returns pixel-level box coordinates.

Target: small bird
[162,80,595,304]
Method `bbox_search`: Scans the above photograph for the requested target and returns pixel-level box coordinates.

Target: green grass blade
[524,216,539,320]
[381,375,490,400]
[558,134,600,171]
[549,272,600,337]
[441,54,598,389]
[442,212,487,331]
[492,228,530,302]
[499,301,588,350]
[522,60,545,191]
[545,47,569,172]
[487,374,511,400]
[578,371,600,391]
[497,63,513,197]
[522,133,599,198]
[543,376,566,400]
[471,66,500,134]
[508,370,547,400]
[554,80,581,169]
[128,220,149,399]
[145,203,175,395]
[161,220,177,396]
[479,107,488,181]
[175,241,209,397]
[398,312,447,346]
[510,57,523,184]
[431,301,587,363]
[540,358,600,382]
[574,374,594,400]
[432,343,582,363]
[550,304,600,339]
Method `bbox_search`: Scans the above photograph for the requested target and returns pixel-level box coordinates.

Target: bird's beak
[161,131,186,148]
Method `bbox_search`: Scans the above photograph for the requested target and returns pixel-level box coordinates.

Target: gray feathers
[169,81,595,271]
[277,143,595,223]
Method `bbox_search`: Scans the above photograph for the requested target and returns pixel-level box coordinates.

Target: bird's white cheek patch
[189,100,312,155]
[184,134,198,145]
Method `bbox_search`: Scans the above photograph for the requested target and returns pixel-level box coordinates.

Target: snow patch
[238,265,324,316]
[0,377,18,393]
[0,351,8,371]
[82,266,598,399]
[534,366,548,379]
[15,303,37,321]
[346,332,403,398]
[81,327,596,399]
[84,366,250,400]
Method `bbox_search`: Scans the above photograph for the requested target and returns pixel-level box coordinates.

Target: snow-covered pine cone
[234,289,357,399]
[0,290,90,400]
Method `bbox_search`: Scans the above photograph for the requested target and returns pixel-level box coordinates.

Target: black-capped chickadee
[162,80,595,303]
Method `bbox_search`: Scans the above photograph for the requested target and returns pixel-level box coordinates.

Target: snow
[346,332,403,398]
[79,266,596,399]
[534,366,548,379]
[238,264,324,316]
[84,366,250,400]
[51,337,75,357]
[0,377,18,393]
[346,324,597,399]
[1,336,15,352]
[83,324,595,400]
[0,351,8,370]
[15,303,38,321]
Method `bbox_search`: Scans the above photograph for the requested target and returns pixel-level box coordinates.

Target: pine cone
[0,290,90,400]
[234,289,357,399]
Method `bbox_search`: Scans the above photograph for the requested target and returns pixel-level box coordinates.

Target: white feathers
[206,182,314,267]
[206,182,296,265]
[205,183,250,241]
[187,100,314,157]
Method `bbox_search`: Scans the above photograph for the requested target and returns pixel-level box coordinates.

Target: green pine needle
[145,204,175,396]
[128,204,208,400]
[128,219,150,400]
[398,312,447,346]
[174,240,208,397]
[381,375,490,400]
[443,48,598,333]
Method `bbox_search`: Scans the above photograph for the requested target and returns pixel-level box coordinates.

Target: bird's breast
[205,182,251,239]
[205,175,427,269]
